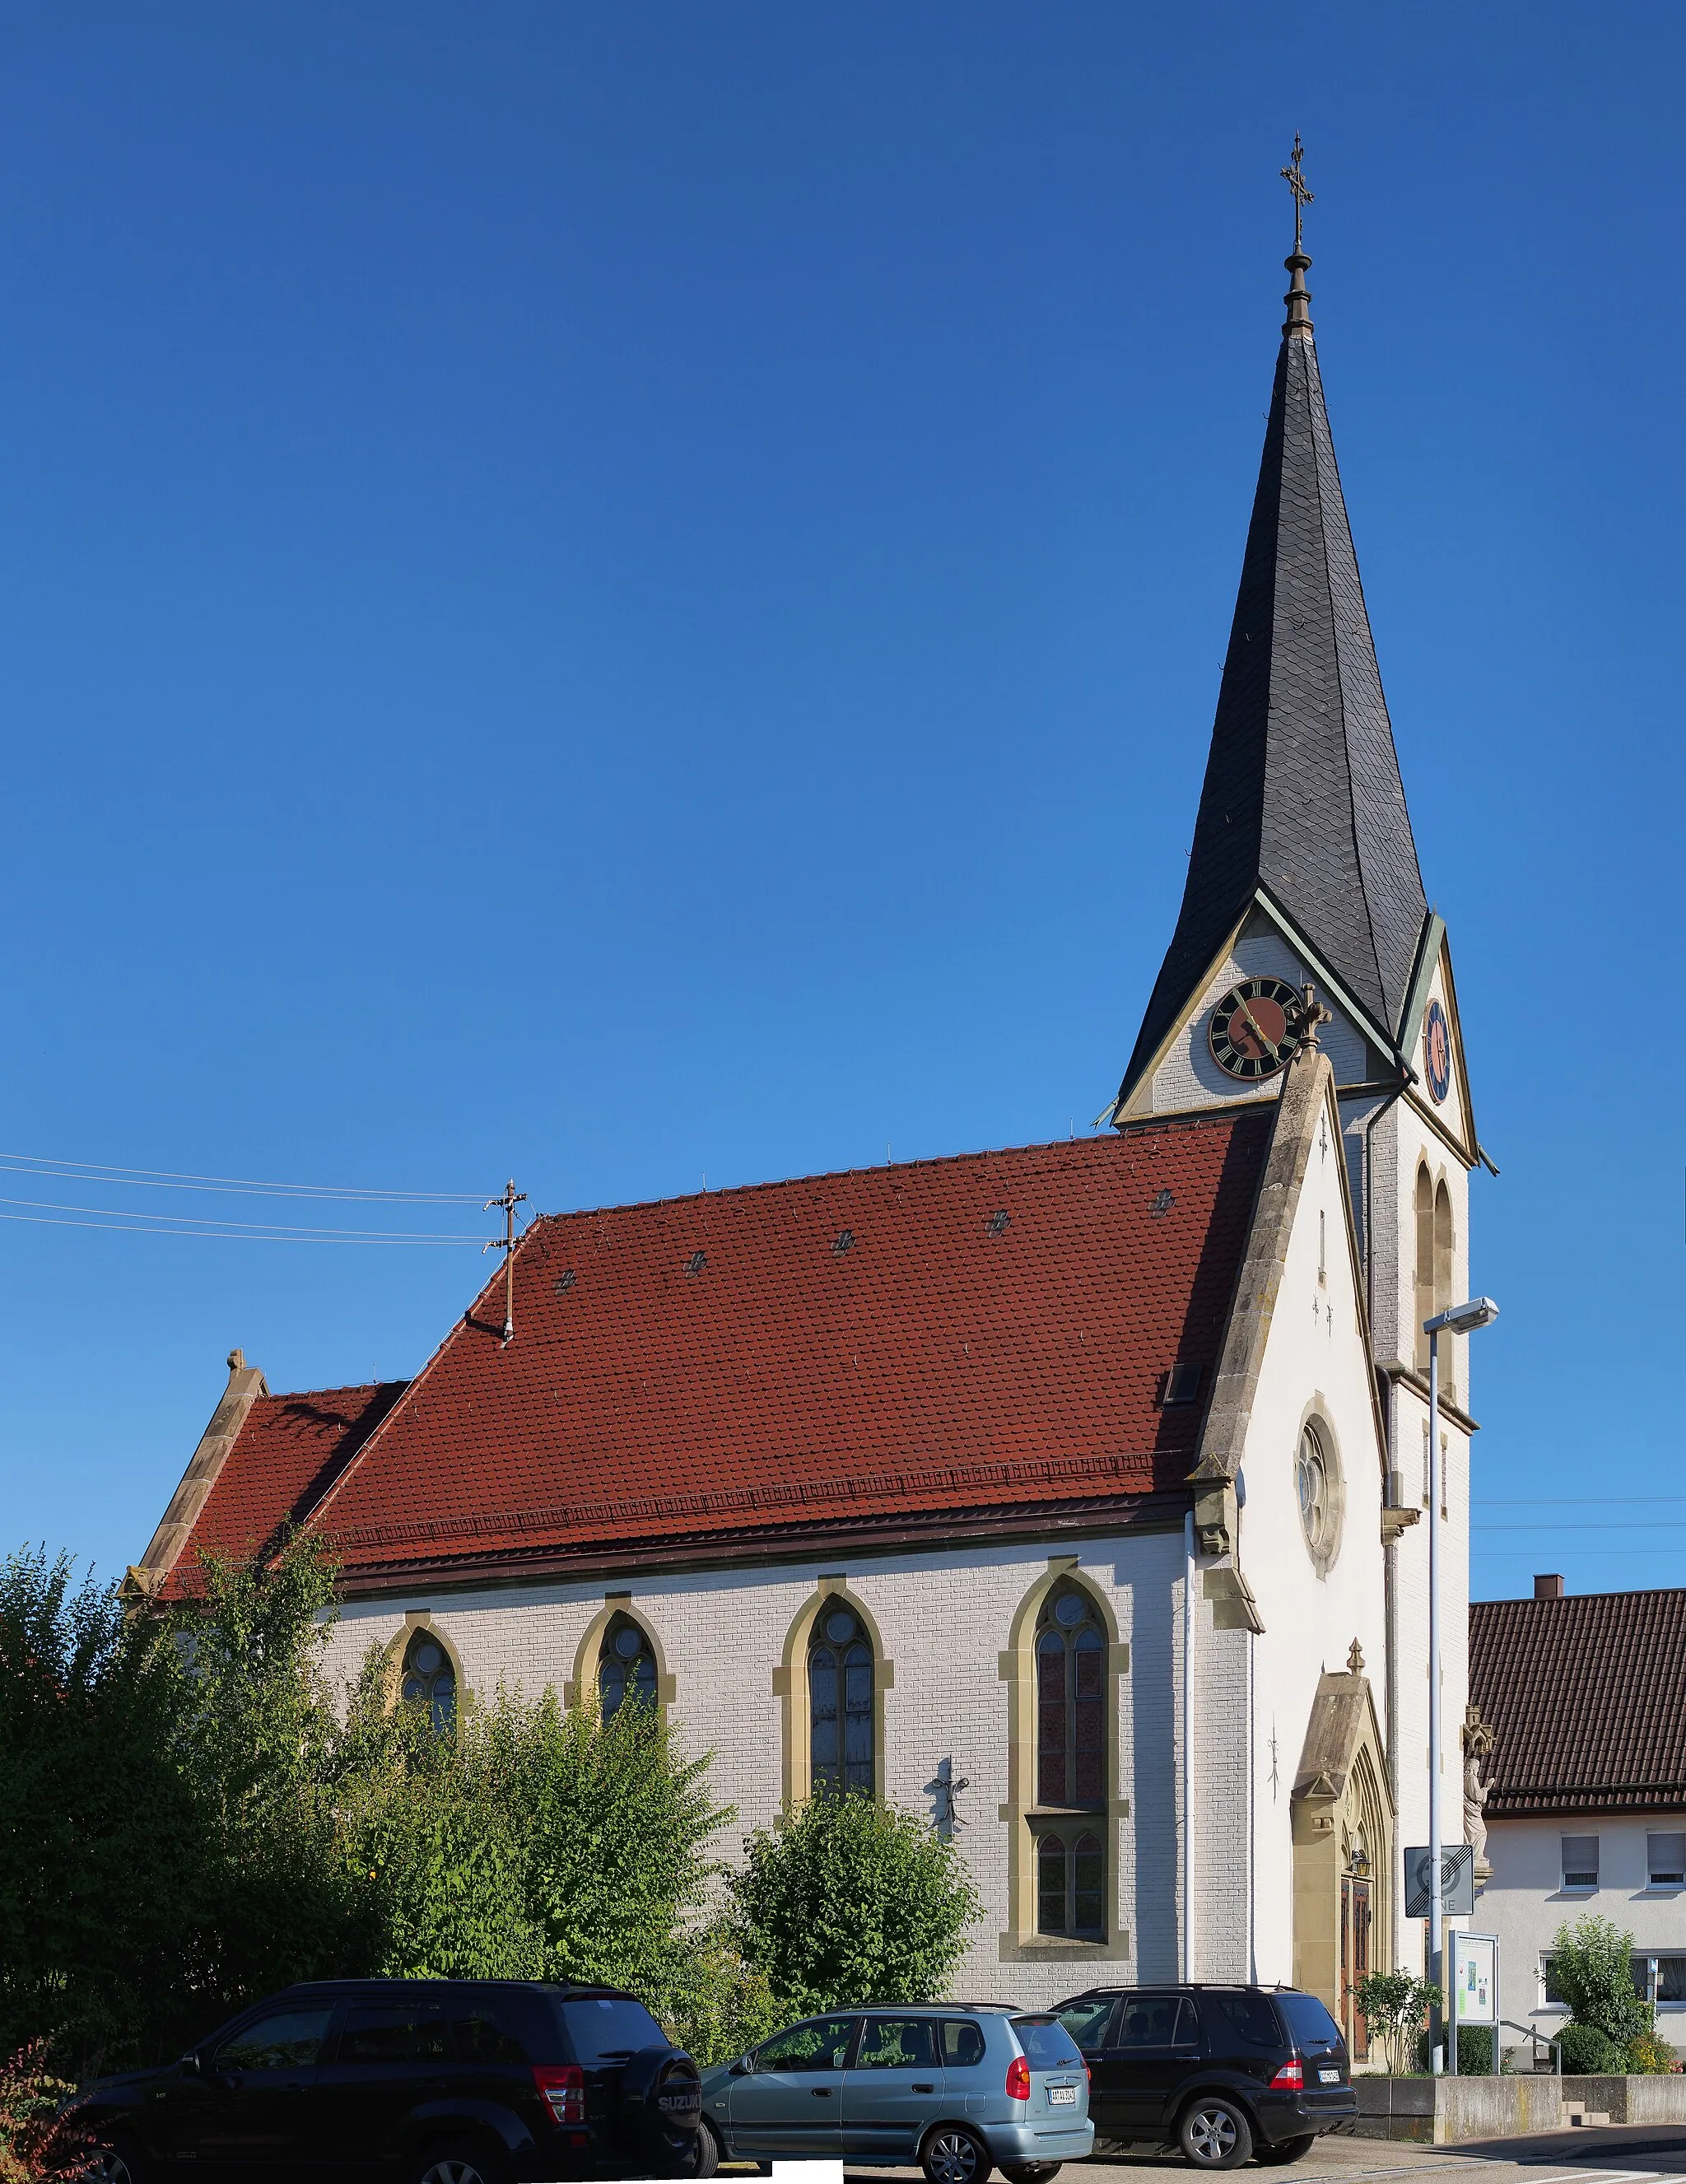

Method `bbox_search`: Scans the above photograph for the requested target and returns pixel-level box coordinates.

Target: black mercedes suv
[58,1978,709,2184]
[1054,1985,1356,2169]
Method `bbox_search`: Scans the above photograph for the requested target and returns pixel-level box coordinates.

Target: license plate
[1318,2069,1340,2084]
[1049,2084,1078,2106]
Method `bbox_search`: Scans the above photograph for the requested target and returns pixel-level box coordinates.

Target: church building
[133,207,1486,2042]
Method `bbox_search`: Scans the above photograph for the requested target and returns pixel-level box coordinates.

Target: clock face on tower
[1208,976,1304,1080]
[1423,999,1452,1104]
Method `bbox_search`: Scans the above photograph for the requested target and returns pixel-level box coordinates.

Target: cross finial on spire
[1278,134,1316,338]
[1280,133,1314,256]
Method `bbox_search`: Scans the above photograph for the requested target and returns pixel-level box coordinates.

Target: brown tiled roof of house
[1469,1589,1686,1816]
[156,1110,1272,1591]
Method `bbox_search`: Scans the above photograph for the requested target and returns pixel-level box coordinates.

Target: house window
[1649,1833,1686,1888]
[1562,1834,1600,1890]
[1036,1585,1106,1806]
[401,1630,457,1734]
[598,1614,658,1718]
[1655,1956,1686,2004]
[810,1605,873,1797]
[1036,1827,1105,1940]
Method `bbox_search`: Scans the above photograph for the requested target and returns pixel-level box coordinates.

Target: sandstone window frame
[378,1609,470,1725]
[566,1593,677,1718]
[998,1558,1130,1967]
[772,1577,893,1809]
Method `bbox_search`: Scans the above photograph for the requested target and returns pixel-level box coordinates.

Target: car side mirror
[179,2052,203,2075]
[729,2056,751,2077]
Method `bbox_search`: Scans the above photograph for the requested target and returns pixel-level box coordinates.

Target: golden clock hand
[1234,995,1277,1057]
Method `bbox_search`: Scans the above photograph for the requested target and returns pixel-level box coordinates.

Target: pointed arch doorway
[1290,1646,1394,2061]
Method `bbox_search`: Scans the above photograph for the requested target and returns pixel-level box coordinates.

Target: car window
[1201,1991,1281,2050]
[559,1998,667,2065]
[1275,1993,1344,2051]
[338,2004,450,2065]
[1115,1996,1191,2048]
[940,2021,986,2068]
[757,2018,856,2073]
[451,2008,528,2065]
[1057,1999,1117,2054]
[216,2008,334,2073]
[856,2019,935,2070]
[1011,2017,1085,2069]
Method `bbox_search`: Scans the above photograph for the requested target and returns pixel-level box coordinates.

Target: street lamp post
[1423,1294,1500,2075]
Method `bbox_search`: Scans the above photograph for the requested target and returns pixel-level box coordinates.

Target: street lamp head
[1424,1296,1500,1337]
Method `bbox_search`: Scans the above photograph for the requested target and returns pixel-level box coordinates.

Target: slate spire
[1115,214,1429,1106]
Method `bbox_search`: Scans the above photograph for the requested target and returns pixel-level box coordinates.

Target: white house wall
[1481,1814,1686,2058]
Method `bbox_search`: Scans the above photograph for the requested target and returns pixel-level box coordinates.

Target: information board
[1454,1931,1498,2024]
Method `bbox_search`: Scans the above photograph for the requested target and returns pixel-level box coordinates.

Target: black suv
[1054,1986,1356,2170]
[61,1978,708,2184]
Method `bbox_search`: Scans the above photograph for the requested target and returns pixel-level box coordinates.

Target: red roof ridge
[254,1379,408,1407]
[528,1111,1248,1227]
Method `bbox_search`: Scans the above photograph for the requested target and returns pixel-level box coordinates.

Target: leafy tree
[1549,1914,1653,2051]
[1353,1970,1441,2075]
[661,1933,783,2067]
[729,1792,981,2014]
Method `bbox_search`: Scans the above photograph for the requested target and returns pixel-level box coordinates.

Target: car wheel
[922,2125,994,2184]
[682,2123,722,2177]
[405,2136,512,2184]
[1001,2166,1063,2184]
[1178,2097,1253,2171]
[79,2140,146,2184]
[1252,2136,1316,2166]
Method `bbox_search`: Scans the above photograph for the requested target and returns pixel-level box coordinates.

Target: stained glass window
[810,1604,873,1797]
[598,1614,659,1718]
[1036,1584,1106,1806]
[400,1630,457,1735]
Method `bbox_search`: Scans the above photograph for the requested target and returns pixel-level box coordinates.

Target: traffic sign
[1404,1843,1474,1918]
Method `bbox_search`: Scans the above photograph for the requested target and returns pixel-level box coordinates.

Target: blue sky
[0,2,1679,1602]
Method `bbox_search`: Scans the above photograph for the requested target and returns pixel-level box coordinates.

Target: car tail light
[1006,2056,1032,2102]
[1269,2059,1304,2091]
[533,2065,585,2125]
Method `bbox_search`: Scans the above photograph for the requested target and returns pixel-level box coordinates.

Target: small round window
[1296,1419,1344,1575]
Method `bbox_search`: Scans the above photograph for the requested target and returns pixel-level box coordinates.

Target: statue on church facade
[1463,1703,1495,1879]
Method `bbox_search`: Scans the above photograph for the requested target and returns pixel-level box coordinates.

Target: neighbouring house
[1470,1578,1686,2056]
[131,212,1488,2047]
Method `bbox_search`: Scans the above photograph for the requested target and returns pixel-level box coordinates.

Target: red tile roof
[162,1382,407,1592]
[1470,1590,1686,1815]
[165,1112,1273,1588]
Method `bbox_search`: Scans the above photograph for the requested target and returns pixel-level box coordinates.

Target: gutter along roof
[157,1111,1273,1592]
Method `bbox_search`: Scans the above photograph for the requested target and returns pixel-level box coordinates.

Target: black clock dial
[1209,976,1304,1080]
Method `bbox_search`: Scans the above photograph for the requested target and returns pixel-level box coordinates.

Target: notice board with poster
[1454,1931,1498,2024]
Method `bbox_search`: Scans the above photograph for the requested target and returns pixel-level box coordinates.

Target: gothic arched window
[1036,1583,1106,1807]
[809,1603,873,1797]
[401,1629,457,1735]
[1414,1165,1435,1371]
[1434,1180,1455,1399]
[1036,1827,1105,1939]
[598,1614,659,1719]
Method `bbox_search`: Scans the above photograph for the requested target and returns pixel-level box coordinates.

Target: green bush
[1413,2023,1494,2074]
[1355,1970,1439,2074]
[1550,1914,1653,2050]
[1555,2021,1628,2075]
[729,1791,982,2014]
[2,1537,736,2078]
[1626,2028,1677,2075]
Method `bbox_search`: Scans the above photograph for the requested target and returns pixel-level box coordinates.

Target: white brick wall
[324,1530,1197,2009]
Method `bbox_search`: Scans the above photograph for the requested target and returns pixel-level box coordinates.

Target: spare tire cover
[619,2046,702,2141]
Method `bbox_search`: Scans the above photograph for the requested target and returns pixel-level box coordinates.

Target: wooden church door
[1340,1876,1372,2061]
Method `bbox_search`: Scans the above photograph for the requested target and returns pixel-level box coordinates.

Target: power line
[1474,1521,1686,1532]
[1474,1497,1686,1506]
[0,1206,486,1245]
[0,1152,485,1204]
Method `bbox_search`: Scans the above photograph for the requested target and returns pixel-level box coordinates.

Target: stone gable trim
[128,1349,270,1595]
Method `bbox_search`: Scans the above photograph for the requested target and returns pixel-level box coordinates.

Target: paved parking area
[834,2126,1686,2184]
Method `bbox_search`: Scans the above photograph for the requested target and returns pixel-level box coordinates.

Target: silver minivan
[697,2005,1092,2184]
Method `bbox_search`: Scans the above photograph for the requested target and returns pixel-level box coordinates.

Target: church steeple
[1114,148,1429,1111]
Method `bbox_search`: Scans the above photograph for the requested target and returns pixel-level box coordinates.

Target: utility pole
[484,1179,528,1347]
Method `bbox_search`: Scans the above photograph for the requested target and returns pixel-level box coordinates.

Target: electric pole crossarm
[482,1178,529,1347]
